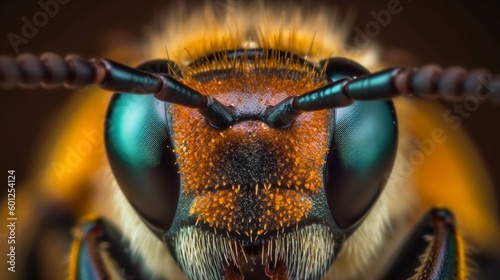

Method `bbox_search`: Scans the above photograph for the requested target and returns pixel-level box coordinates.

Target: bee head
[105,48,398,279]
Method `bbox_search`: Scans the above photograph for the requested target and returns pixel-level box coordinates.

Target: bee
[1,1,499,280]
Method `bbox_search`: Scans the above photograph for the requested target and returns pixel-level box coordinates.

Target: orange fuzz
[171,54,330,236]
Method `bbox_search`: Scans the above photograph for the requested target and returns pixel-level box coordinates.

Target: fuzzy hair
[95,1,417,279]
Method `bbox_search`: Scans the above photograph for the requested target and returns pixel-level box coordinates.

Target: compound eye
[105,60,181,233]
[320,58,398,230]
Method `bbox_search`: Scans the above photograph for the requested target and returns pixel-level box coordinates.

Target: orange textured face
[171,59,330,240]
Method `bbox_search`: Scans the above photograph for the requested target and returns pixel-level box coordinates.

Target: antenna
[0,53,236,129]
[264,66,500,128]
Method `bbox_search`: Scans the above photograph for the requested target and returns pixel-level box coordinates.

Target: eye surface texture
[105,60,181,232]
[321,58,398,230]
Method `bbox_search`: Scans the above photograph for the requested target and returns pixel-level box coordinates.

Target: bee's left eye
[321,58,398,230]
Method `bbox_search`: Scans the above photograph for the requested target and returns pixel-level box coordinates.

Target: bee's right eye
[105,60,181,234]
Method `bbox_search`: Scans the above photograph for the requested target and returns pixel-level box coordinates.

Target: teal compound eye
[104,59,183,233]
[320,58,398,231]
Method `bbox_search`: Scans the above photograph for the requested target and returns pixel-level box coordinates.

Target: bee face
[173,51,329,234]
[103,47,399,279]
[168,51,334,279]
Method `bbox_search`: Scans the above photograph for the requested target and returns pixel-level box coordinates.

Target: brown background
[0,0,499,224]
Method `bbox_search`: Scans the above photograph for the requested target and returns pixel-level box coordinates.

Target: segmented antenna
[265,66,500,128]
[2,53,499,129]
[0,53,236,129]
